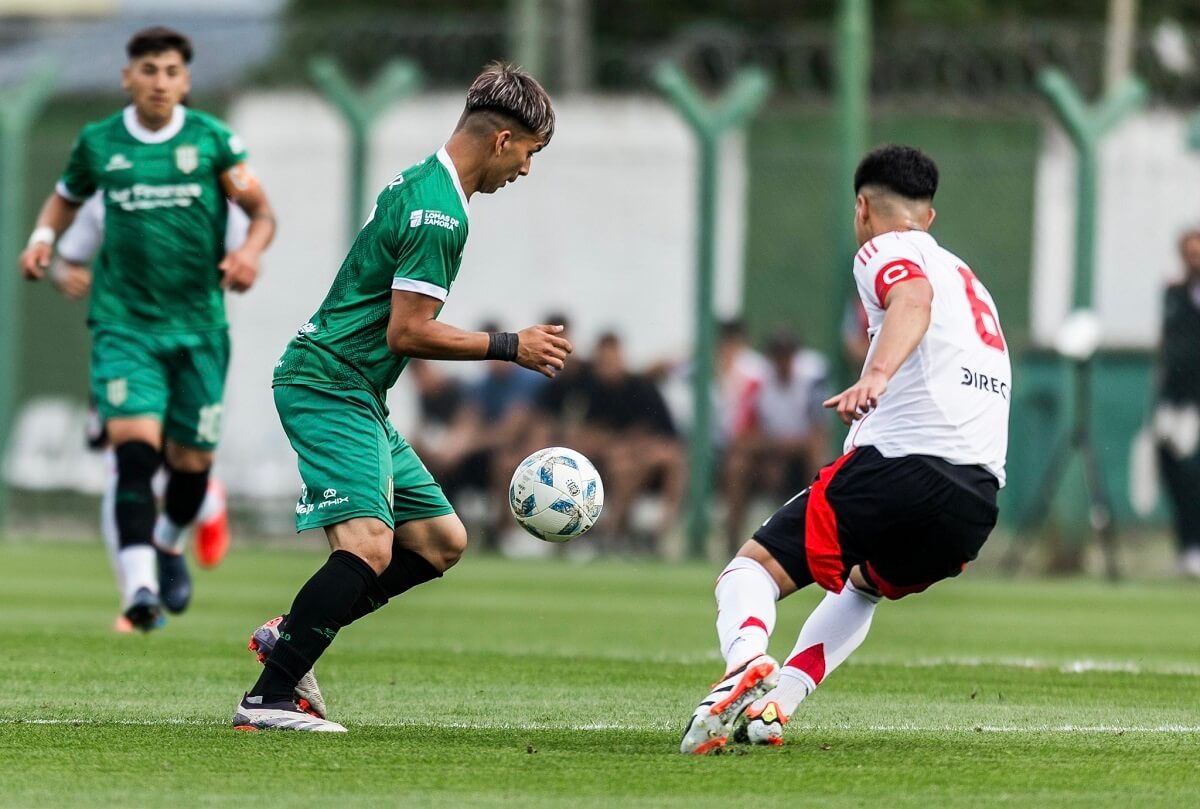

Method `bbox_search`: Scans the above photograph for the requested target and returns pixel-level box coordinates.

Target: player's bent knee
[164,443,214,473]
[434,516,469,570]
[329,519,394,575]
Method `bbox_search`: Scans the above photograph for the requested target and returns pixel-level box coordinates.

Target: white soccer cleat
[231,694,347,732]
[733,699,788,746]
[679,654,780,755]
[248,615,328,719]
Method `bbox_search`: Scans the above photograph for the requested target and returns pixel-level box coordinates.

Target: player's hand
[53,265,92,299]
[824,369,889,426]
[219,247,260,293]
[19,243,52,281]
[515,324,572,378]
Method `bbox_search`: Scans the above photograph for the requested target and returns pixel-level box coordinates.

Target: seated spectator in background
[716,319,770,448]
[529,313,592,448]
[578,332,685,551]
[406,359,466,451]
[723,329,829,553]
[418,322,548,547]
[1155,229,1200,578]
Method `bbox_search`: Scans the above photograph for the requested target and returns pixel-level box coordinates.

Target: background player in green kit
[17,27,276,630]
[232,63,569,732]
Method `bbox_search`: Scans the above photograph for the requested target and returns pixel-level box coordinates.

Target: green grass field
[0,540,1197,808]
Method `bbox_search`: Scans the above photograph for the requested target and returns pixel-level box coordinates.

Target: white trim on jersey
[391,277,448,301]
[847,229,1011,485]
[122,104,185,144]
[436,146,470,216]
[55,179,86,204]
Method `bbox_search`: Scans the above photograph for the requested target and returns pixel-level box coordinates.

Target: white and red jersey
[846,229,1011,485]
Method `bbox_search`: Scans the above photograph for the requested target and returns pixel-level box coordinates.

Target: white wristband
[27,226,56,249]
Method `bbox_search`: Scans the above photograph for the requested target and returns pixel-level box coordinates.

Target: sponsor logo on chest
[105,154,133,172]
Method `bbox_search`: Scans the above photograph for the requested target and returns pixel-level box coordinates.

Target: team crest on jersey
[175,145,199,174]
[106,378,128,407]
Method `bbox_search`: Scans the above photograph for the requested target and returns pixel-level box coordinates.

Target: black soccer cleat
[123,586,163,632]
[156,547,192,614]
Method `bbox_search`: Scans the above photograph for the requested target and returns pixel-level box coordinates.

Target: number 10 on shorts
[196,403,224,444]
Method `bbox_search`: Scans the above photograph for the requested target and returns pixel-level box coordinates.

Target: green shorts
[90,326,230,450]
[275,383,455,533]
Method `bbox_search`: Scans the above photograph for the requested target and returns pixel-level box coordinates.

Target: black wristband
[485,332,519,361]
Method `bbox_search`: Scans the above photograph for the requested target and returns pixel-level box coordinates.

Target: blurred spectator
[578,332,685,551]
[530,312,593,447]
[715,319,769,447]
[1155,229,1200,578]
[418,322,548,547]
[406,359,466,447]
[722,330,829,553]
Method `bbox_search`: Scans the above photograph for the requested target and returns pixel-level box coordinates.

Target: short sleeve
[55,193,105,263]
[390,207,460,301]
[851,235,928,311]
[209,117,249,175]
[56,132,96,203]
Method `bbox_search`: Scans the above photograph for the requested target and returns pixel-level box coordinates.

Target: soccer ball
[508,447,604,542]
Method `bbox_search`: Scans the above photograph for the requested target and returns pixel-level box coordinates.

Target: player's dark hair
[127,26,193,64]
[854,144,938,201]
[596,331,621,348]
[463,62,555,145]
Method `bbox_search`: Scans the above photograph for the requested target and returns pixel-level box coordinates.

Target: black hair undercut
[127,26,193,64]
[853,144,938,201]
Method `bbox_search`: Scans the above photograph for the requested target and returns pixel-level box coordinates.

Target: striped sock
[761,580,879,716]
[714,557,779,671]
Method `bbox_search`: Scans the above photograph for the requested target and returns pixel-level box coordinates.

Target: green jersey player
[232,63,569,732]
[17,27,276,631]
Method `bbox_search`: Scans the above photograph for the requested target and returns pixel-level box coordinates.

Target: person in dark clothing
[578,332,685,550]
[1155,229,1200,578]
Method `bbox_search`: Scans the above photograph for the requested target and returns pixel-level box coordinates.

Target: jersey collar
[436,146,470,216]
[123,104,186,144]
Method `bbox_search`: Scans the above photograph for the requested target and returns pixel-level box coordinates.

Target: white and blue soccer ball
[508,447,603,542]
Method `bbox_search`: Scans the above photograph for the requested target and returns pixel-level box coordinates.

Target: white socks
[118,545,157,608]
[714,557,780,671]
[762,579,880,717]
[153,515,186,554]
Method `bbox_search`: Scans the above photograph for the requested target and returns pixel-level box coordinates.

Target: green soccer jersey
[57,104,248,332]
[273,148,470,403]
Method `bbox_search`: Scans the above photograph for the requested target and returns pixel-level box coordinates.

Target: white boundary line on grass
[6,718,1200,734]
[871,656,1200,677]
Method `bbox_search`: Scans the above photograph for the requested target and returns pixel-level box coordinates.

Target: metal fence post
[654,64,771,558]
[1006,69,1146,580]
[833,0,871,384]
[308,57,421,245]
[0,64,57,534]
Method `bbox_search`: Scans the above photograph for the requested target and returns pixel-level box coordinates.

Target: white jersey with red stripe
[846,229,1010,485]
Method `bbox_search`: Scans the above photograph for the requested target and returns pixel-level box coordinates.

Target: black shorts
[752,446,999,599]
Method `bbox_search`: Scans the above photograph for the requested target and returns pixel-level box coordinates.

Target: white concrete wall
[1031,110,1200,349]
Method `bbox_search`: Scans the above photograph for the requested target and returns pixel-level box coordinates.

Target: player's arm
[219,163,275,293]
[824,278,933,425]
[18,192,83,281]
[386,291,571,378]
